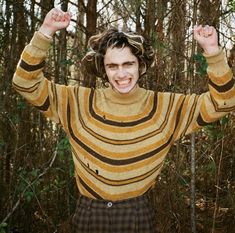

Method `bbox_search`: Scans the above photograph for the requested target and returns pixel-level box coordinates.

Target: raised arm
[12,9,72,124]
[171,25,235,140]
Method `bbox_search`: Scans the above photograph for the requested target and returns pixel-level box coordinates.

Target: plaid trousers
[72,192,157,233]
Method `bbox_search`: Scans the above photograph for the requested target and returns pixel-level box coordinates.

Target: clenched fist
[39,8,71,38]
[193,25,219,55]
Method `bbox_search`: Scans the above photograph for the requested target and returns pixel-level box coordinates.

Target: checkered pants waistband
[72,192,157,233]
[77,192,150,209]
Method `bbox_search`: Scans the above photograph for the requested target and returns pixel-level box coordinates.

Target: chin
[113,84,136,94]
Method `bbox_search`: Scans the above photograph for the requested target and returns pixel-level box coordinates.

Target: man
[13,8,235,233]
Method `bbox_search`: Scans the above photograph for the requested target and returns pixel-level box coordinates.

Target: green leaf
[31,168,39,178]
[220,116,229,126]
[25,191,34,202]
[193,53,208,77]
[57,136,71,158]
[17,100,27,110]
[10,113,20,124]
[229,0,235,11]
[0,222,7,233]
[60,58,74,66]
[0,223,7,228]
[205,161,216,173]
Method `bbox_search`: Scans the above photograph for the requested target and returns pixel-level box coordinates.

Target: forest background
[0,0,235,232]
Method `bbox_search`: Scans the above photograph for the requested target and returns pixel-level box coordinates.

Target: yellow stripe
[15,66,43,80]
[27,79,49,106]
[79,155,163,186]
[77,167,114,199]
[209,86,235,100]
[71,141,169,172]
[81,90,173,134]
[200,99,222,122]
[77,97,169,145]
[77,167,156,201]
[12,81,40,93]
[21,50,45,64]
[93,92,154,121]
[59,85,69,130]
[208,70,233,85]
[70,120,172,159]
[74,172,95,199]
[180,95,198,136]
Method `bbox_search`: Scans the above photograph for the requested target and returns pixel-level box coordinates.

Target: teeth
[117,79,130,85]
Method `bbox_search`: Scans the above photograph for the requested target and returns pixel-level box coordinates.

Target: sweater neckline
[104,85,146,105]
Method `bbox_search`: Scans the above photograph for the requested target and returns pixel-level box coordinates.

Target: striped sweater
[13,32,235,201]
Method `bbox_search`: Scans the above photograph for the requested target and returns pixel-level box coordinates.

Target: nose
[116,67,127,79]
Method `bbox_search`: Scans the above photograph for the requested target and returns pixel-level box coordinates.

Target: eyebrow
[105,61,136,66]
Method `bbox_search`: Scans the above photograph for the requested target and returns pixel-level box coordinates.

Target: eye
[123,62,135,68]
[106,64,118,70]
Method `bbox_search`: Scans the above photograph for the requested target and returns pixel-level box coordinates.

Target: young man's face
[104,46,139,94]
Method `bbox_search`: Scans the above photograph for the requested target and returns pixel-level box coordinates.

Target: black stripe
[12,81,41,93]
[181,95,199,136]
[210,94,235,112]
[72,147,163,186]
[209,78,235,93]
[81,158,163,186]
[68,101,173,165]
[78,176,103,199]
[51,82,58,114]
[196,113,210,126]
[172,96,185,138]
[88,89,158,127]
[20,59,45,72]
[35,96,50,111]
[77,92,174,146]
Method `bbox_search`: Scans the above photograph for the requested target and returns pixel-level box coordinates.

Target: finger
[203,25,211,37]
[63,12,72,21]
[193,25,202,34]
[207,26,213,35]
[52,12,64,21]
[193,25,203,39]
[51,8,65,21]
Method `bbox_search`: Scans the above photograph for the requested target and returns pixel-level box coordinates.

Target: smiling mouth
[116,79,131,86]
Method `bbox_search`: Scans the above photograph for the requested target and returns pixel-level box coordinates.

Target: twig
[211,138,224,233]
[0,146,58,225]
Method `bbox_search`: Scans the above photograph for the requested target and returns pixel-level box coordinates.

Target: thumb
[193,25,202,41]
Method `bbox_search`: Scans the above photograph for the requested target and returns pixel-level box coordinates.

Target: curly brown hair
[82,27,155,81]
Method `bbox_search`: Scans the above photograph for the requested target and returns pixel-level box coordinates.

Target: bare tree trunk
[135,2,142,34]
[84,0,98,87]
[59,0,69,85]
[190,133,197,233]
[86,0,97,46]
[144,0,156,38]
[169,0,187,88]
[189,1,199,232]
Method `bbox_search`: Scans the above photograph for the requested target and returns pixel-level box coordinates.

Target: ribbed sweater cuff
[203,47,231,78]
[30,31,52,51]
[203,47,224,64]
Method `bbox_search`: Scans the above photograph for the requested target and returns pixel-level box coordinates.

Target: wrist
[38,26,55,39]
[203,46,220,56]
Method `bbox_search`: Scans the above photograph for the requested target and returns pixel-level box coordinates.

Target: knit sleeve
[173,48,235,140]
[12,31,68,125]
